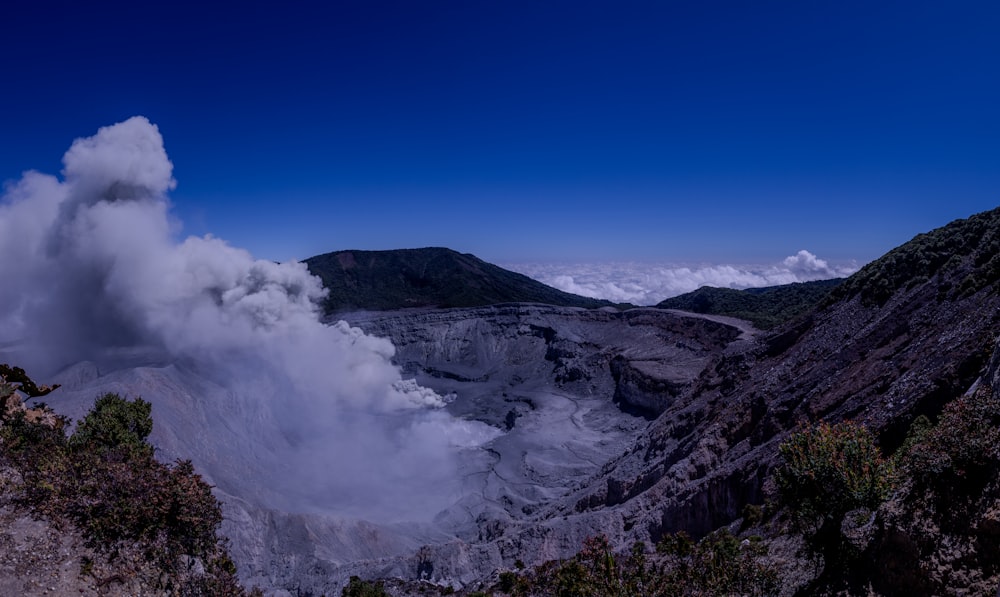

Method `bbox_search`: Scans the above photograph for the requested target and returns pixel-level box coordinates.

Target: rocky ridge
[546,272,984,566]
[330,208,1000,594]
[231,305,757,593]
[5,208,1000,595]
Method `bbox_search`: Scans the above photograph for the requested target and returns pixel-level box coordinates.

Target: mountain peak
[304,247,614,313]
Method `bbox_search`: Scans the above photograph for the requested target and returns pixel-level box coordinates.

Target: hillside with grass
[655,278,843,329]
[826,206,1000,306]
[304,247,615,313]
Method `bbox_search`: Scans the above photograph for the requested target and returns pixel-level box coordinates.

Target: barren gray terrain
[25,305,753,595]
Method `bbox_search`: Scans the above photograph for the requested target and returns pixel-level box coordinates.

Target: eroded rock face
[322,305,757,586]
[27,268,1000,596]
[551,268,1000,562]
[30,305,752,595]
[363,265,1000,595]
[343,305,751,419]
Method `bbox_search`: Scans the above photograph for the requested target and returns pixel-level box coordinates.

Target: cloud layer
[0,117,494,521]
[505,251,858,305]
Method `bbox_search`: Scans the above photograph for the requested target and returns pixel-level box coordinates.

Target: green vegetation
[0,366,255,596]
[773,420,896,592]
[342,575,390,596]
[827,206,1000,306]
[773,389,1000,594]
[898,384,1000,494]
[776,421,895,535]
[492,532,778,596]
[861,385,1000,593]
[305,247,615,313]
[68,392,154,458]
[656,278,842,329]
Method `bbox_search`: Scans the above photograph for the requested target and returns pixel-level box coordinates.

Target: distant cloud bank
[504,250,859,305]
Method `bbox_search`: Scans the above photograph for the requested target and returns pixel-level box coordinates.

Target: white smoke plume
[506,252,858,305]
[0,117,496,520]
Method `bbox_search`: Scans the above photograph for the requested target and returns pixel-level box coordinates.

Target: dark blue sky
[2,1,998,264]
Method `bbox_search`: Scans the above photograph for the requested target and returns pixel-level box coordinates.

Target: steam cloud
[0,117,496,521]
[506,252,858,305]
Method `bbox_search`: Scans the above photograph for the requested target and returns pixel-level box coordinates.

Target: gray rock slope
[314,305,753,589]
[27,268,1000,596]
[323,238,1000,595]
[31,305,752,595]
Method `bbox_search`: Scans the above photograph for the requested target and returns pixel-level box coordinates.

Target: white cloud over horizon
[504,251,859,305]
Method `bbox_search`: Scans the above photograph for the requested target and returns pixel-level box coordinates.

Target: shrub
[69,393,154,458]
[901,386,1000,491]
[775,419,896,590]
[342,576,389,597]
[1,409,73,521]
[776,421,894,535]
[500,532,778,596]
[1,382,249,595]
[741,502,764,529]
[654,530,779,596]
